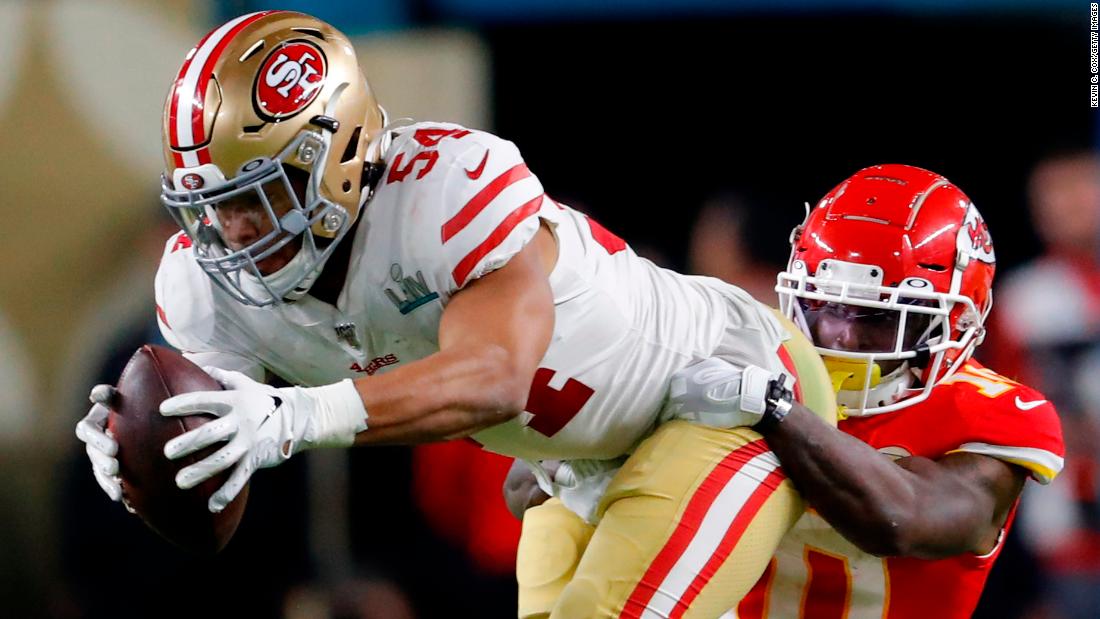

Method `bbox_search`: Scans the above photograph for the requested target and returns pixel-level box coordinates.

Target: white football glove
[554,458,622,524]
[75,384,125,504]
[160,367,368,513]
[664,358,784,428]
[524,458,622,524]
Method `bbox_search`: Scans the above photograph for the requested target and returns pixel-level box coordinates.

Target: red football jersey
[734,361,1064,619]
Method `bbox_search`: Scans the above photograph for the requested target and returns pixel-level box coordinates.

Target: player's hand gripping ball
[107,345,249,554]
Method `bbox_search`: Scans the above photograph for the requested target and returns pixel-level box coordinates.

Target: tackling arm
[352,224,557,445]
[758,403,1027,559]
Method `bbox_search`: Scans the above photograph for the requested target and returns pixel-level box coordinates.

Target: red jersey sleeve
[943,362,1065,484]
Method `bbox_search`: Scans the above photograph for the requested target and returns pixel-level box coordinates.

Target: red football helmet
[776,164,996,415]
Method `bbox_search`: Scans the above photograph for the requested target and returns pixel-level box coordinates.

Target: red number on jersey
[802,548,850,619]
[387,128,473,185]
[170,232,193,253]
[412,128,471,147]
[525,368,595,437]
[939,366,1018,398]
[586,216,627,255]
[387,151,440,184]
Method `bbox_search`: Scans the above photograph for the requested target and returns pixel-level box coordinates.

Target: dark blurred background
[0,0,1095,617]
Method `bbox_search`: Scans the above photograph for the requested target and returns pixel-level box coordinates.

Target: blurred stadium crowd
[0,0,1095,617]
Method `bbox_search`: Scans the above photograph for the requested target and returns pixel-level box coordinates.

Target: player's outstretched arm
[158,225,556,512]
[352,224,556,444]
[757,403,1026,559]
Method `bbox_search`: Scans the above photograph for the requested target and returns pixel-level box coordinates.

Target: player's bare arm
[75,13,1065,614]
[519,360,1026,559]
[150,225,556,512]
[353,224,557,444]
[756,400,1026,559]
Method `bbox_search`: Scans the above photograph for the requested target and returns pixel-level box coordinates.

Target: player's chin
[254,242,302,276]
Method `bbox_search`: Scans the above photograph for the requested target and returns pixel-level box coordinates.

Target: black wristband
[753,374,795,433]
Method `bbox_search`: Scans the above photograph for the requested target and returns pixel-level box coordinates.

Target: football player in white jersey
[74,12,836,617]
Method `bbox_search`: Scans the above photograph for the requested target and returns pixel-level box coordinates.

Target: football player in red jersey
[508,164,1065,618]
[678,164,1065,618]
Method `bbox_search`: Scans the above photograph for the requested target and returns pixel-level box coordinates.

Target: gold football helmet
[160,11,385,306]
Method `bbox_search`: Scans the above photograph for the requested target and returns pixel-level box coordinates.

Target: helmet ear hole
[340,126,363,163]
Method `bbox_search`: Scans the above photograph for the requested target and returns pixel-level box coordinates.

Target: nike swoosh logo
[1015,396,1047,410]
[465,150,489,180]
[256,396,283,430]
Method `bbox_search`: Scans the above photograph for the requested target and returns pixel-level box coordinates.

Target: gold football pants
[517,315,835,619]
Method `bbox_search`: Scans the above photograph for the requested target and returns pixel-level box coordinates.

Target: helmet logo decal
[254,41,326,120]
[967,219,992,253]
[957,203,995,263]
[181,173,205,190]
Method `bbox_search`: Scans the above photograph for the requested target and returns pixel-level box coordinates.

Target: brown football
[107,344,248,554]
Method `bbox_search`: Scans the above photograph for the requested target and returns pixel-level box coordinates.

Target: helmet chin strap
[239,242,323,303]
[830,360,916,417]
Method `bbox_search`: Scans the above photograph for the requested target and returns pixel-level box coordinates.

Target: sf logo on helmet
[181,173,205,190]
[254,41,327,120]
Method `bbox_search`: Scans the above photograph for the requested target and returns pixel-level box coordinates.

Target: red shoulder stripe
[450,194,543,287]
[441,163,531,243]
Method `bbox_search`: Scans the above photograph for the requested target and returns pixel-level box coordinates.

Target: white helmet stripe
[180,148,201,169]
[170,11,275,153]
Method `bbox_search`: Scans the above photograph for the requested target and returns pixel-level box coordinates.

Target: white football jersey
[155,122,789,461]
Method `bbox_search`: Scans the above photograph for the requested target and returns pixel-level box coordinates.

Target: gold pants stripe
[620,438,788,618]
[535,423,804,619]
